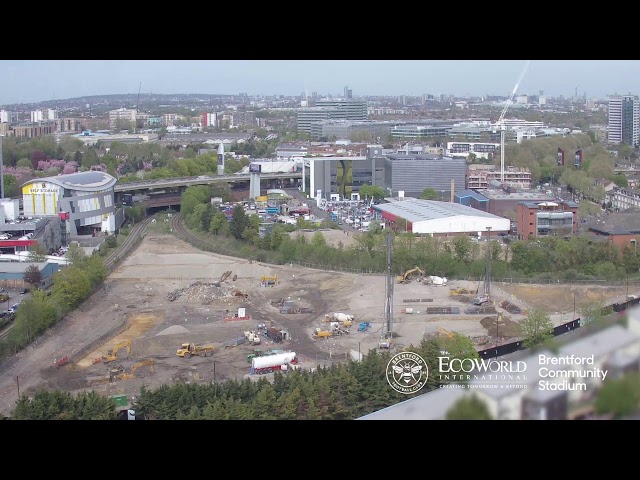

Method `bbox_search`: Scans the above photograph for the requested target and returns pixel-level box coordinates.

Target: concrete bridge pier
[249,173,261,199]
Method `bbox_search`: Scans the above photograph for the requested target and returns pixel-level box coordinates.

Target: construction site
[0,227,633,415]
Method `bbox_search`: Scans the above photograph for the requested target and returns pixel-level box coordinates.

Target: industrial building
[372,198,510,236]
[21,171,121,236]
[586,210,640,252]
[0,261,60,290]
[516,200,579,239]
[383,154,466,199]
[463,185,554,218]
[358,309,640,420]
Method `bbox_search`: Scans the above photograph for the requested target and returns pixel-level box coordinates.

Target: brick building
[516,200,579,239]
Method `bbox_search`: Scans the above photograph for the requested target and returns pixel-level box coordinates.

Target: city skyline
[2,60,640,106]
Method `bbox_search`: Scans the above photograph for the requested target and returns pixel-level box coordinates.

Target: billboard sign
[249,163,261,173]
[23,182,58,195]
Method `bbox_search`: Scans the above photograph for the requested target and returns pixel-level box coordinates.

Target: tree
[420,187,439,200]
[125,206,143,223]
[579,300,606,326]
[358,184,385,200]
[27,244,47,263]
[23,265,42,287]
[517,307,554,349]
[229,205,250,240]
[16,158,32,168]
[445,394,493,420]
[595,373,640,419]
[52,267,91,308]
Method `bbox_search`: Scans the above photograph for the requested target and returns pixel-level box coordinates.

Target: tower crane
[495,61,530,182]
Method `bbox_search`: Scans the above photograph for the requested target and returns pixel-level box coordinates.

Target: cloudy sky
[0,60,638,105]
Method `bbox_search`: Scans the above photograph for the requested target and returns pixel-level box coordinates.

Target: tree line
[0,242,111,358]
[180,185,640,282]
[8,334,478,420]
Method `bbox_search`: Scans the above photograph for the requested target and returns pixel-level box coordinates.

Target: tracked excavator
[396,267,425,284]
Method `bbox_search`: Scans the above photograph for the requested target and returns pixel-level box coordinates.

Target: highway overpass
[114,172,302,193]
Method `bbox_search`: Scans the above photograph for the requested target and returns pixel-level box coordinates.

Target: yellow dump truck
[176,343,214,358]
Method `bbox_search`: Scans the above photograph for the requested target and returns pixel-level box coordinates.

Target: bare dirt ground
[0,233,635,416]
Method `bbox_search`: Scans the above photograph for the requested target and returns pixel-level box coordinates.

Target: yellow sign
[22,183,58,195]
[256,196,268,202]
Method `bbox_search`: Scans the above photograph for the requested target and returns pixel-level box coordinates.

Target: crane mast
[498,61,530,182]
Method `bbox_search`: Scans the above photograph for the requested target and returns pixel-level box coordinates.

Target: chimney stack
[450,179,454,203]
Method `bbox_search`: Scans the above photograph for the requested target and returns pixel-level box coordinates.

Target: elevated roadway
[114,172,302,193]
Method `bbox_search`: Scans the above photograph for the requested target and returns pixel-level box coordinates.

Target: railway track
[170,212,216,250]
[104,216,155,271]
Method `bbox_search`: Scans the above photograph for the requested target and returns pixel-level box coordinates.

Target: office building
[297,100,367,135]
[516,200,579,239]
[384,154,466,199]
[608,94,640,146]
[109,108,138,129]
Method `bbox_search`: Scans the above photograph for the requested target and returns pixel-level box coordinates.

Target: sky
[1,60,639,105]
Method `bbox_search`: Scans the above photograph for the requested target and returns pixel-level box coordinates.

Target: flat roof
[481,188,553,201]
[21,171,117,192]
[454,189,489,202]
[0,262,55,273]
[373,198,504,223]
[518,200,579,209]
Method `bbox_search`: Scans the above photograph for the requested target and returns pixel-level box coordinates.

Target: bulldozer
[95,340,132,364]
[176,343,214,358]
[396,267,425,284]
[109,359,155,381]
[449,287,470,296]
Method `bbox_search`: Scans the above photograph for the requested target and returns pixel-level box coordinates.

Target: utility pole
[0,135,4,199]
[484,227,492,298]
[384,231,394,339]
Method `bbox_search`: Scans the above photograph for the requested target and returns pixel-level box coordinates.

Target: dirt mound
[156,325,190,336]
[480,315,520,338]
[167,282,248,305]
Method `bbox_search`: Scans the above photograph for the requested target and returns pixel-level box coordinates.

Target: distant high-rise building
[47,109,58,120]
[608,94,640,146]
[30,110,44,122]
[297,99,367,135]
[0,110,16,123]
[344,86,352,99]
[108,108,137,129]
[202,112,217,128]
[539,90,544,97]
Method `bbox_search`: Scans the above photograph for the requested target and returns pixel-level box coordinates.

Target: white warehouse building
[373,198,510,236]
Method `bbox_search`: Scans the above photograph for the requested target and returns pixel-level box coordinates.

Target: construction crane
[134,82,142,134]
[496,61,530,182]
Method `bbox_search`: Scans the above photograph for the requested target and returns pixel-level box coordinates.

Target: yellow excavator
[437,327,455,339]
[396,267,425,284]
[109,359,155,381]
[96,340,132,364]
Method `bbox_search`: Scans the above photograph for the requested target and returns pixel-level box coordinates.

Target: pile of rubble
[167,282,249,305]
